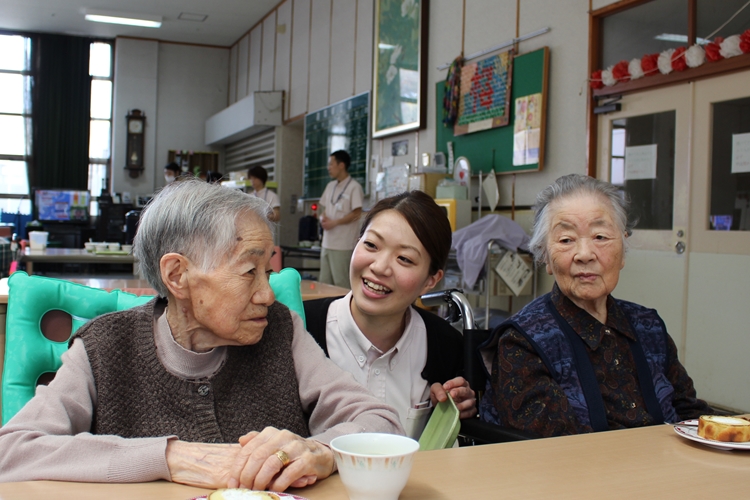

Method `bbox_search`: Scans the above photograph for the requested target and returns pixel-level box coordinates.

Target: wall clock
[125,109,145,178]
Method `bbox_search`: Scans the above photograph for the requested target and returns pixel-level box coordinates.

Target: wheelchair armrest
[460,418,538,444]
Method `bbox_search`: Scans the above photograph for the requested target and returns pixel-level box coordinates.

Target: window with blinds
[224,128,276,182]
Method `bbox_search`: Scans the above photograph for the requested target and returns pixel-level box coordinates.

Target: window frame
[0,33,32,203]
[88,39,114,198]
[587,0,750,176]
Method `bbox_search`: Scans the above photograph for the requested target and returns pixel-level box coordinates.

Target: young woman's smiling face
[349,210,442,323]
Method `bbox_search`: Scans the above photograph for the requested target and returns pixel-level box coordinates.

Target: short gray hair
[133,178,274,297]
[528,174,634,265]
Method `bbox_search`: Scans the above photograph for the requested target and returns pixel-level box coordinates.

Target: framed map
[454,50,513,136]
[372,0,429,138]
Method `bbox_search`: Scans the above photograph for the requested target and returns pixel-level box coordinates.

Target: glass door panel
[598,84,690,251]
[691,70,750,254]
[709,97,750,231]
[611,111,676,230]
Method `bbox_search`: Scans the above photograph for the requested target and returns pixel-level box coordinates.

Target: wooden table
[0,423,749,499]
[21,248,138,276]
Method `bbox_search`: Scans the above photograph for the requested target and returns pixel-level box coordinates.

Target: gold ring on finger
[275,450,291,468]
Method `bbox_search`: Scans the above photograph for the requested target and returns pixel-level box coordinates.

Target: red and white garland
[590,29,750,89]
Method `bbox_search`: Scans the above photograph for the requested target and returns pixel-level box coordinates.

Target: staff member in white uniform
[318,150,364,288]
[305,191,476,439]
[248,165,281,222]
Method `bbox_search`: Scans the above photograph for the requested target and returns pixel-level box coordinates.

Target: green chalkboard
[304,92,370,199]
[436,47,549,175]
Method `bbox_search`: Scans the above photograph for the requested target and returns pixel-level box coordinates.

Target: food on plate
[208,489,281,500]
[697,415,750,442]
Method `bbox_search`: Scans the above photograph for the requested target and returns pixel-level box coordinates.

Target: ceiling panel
[0,0,281,47]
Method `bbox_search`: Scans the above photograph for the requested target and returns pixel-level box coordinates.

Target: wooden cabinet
[167,150,220,177]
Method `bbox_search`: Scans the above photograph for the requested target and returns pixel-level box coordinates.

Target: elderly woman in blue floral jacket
[479,174,711,437]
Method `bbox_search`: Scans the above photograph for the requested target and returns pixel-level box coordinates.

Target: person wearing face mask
[304,191,476,439]
[164,162,181,184]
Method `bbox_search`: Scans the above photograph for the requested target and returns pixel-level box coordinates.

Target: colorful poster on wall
[512,92,542,166]
[454,50,513,136]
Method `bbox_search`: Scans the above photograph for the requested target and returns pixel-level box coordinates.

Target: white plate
[192,493,309,500]
[673,420,750,451]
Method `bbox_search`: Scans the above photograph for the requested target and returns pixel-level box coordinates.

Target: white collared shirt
[325,293,431,437]
[319,177,364,250]
[250,187,280,209]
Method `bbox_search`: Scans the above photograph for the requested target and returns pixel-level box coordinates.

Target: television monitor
[34,189,91,223]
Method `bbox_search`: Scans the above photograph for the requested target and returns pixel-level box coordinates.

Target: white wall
[229,0,374,118]
[155,43,229,184]
[111,38,159,198]
[228,0,598,208]
[685,253,750,410]
[112,38,229,196]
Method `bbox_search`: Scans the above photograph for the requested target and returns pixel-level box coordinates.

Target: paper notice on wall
[624,144,658,180]
[512,94,543,166]
[494,251,533,297]
[731,132,750,174]
[513,131,527,166]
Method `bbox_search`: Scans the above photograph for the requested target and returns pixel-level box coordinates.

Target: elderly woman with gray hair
[479,174,711,438]
[0,179,402,490]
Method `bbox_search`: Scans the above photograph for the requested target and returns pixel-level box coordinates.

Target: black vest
[76,298,310,443]
[303,296,464,385]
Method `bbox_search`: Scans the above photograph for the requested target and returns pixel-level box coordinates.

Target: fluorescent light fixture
[85,9,162,28]
[655,33,708,45]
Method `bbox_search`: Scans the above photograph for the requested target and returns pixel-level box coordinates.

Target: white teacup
[121,244,133,253]
[84,242,96,252]
[330,433,419,500]
[108,242,121,251]
[95,243,108,252]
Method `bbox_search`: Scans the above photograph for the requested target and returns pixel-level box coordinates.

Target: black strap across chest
[547,298,664,432]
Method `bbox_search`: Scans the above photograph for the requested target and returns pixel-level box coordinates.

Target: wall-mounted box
[436,185,468,200]
[408,173,449,198]
[205,91,283,146]
[434,198,472,232]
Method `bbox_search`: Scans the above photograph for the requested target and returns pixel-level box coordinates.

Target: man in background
[248,165,280,222]
[318,150,363,288]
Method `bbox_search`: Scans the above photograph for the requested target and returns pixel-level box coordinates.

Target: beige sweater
[0,305,403,483]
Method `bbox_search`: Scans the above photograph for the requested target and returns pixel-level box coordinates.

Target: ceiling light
[84,9,162,28]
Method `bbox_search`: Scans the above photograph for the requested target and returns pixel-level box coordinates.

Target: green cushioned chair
[1,268,306,425]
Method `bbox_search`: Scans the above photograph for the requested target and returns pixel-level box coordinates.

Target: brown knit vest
[76,298,310,443]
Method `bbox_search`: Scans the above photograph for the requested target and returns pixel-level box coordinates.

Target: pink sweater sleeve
[290,312,405,444]
[0,339,172,483]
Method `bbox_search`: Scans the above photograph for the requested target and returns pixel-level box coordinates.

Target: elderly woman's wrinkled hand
[165,440,242,488]
[430,376,477,419]
[227,427,335,492]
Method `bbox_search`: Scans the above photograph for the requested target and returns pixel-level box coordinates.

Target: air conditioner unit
[205,91,282,146]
